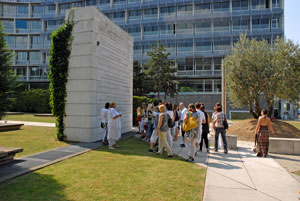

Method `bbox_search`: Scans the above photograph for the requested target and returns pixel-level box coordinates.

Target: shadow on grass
[95,136,186,162]
[0,172,67,201]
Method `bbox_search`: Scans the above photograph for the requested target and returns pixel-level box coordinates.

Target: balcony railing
[177,70,221,77]
[16,60,29,65]
[17,76,27,81]
[29,60,41,65]
[29,76,48,81]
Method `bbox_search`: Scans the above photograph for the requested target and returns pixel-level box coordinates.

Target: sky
[285,0,300,44]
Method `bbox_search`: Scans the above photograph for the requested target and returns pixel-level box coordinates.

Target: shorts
[150,129,159,143]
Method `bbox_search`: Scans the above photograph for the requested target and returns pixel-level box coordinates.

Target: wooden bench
[0,123,24,132]
[0,147,23,165]
[209,133,238,150]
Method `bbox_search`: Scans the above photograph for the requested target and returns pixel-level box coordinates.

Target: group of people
[100,100,276,160]
[100,102,122,150]
[137,101,224,161]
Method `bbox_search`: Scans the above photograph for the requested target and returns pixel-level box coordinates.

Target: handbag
[223,114,228,129]
[253,133,259,153]
[167,114,175,128]
[183,112,197,131]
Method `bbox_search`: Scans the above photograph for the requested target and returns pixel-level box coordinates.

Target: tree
[145,41,178,100]
[0,22,17,119]
[133,61,152,96]
[224,34,300,118]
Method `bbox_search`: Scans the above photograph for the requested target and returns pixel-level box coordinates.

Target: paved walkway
[0,131,135,183]
[0,120,55,127]
[171,137,300,201]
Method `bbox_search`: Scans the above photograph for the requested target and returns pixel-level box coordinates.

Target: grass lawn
[0,126,69,157]
[295,171,300,176]
[284,121,300,131]
[4,114,55,123]
[0,137,206,201]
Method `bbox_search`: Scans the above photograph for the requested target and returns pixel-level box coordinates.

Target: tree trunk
[254,97,261,117]
[266,99,274,117]
[164,91,167,101]
[157,91,160,100]
[248,100,259,119]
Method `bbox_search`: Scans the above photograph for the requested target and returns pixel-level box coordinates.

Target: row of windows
[4,35,51,49]
[179,79,222,93]
[0,0,282,18]
[15,67,49,79]
[127,17,281,37]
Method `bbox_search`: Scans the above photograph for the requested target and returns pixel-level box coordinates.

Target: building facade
[0,0,284,92]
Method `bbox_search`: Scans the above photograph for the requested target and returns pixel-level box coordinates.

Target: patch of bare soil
[228,119,300,142]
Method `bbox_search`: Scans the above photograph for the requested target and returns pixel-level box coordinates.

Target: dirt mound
[228,119,300,142]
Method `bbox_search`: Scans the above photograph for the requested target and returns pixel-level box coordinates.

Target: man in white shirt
[100,102,110,145]
[179,102,188,147]
[195,102,206,151]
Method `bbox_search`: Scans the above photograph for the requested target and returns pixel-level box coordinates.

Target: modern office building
[0,0,284,93]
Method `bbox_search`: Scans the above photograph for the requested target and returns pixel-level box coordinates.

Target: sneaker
[148,149,153,153]
[206,149,210,153]
[180,144,185,147]
[167,155,174,158]
[155,147,159,152]
[224,150,228,154]
[215,149,218,152]
[109,146,115,150]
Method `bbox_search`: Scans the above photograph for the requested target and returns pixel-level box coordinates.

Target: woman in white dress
[107,102,122,149]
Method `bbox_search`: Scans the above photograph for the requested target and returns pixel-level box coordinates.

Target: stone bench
[0,123,24,132]
[34,114,54,117]
[0,147,23,165]
[209,133,237,150]
[269,138,300,155]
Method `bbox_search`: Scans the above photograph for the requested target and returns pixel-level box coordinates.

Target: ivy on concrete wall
[49,10,74,141]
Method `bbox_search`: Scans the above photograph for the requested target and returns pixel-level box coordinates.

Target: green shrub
[133,96,158,126]
[11,89,51,113]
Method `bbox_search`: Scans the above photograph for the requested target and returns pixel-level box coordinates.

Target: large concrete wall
[65,7,133,142]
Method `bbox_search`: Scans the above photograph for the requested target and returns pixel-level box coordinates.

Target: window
[31,36,43,48]
[29,52,41,64]
[252,0,265,9]
[232,0,249,11]
[16,36,28,48]
[60,3,72,13]
[214,40,231,51]
[73,2,83,7]
[160,24,175,35]
[16,68,26,76]
[99,0,110,5]
[134,45,142,55]
[195,21,211,32]
[31,21,42,31]
[213,20,230,32]
[177,23,193,35]
[17,5,28,17]
[143,44,156,55]
[213,1,230,12]
[252,18,269,29]
[160,7,176,17]
[16,20,29,32]
[272,0,281,8]
[177,5,193,16]
[45,5,56,14]
[30,67,40,77]
[114,0,126,4]
[127,27,141,36]
[178,42,193,52]
[195,3,211,14]
[214,79,222,92]
[196,41,212,52]
[3,5,16,17]
[113,11,125,21]
[271,17,280,29]
[128,10,142,20]
[232,19,249,31]
[144,26,158,36]
[17,52,28,64]
[195,58,212,70]
[205,80,213,92]
[144,8,158,18]
[162,43,176,54]
[4,36,15,48]
[32,6,44,17]
[214,58,222,70]
[2,20,14,30]
[86,0,97,6]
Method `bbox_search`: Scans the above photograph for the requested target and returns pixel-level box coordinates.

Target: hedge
[10,89,51,113]
[133,96,158,126]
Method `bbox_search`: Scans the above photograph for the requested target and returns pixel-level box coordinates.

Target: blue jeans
[215,128,228,152]
[147,121,152,137]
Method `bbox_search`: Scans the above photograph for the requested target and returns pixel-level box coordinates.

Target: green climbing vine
[49,9,74,141]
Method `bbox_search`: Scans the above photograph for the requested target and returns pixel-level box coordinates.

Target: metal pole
[222,58,226,115]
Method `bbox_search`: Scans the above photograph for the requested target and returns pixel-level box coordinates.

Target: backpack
[167,114,175,128]
[174,111,180,121]
[183,112,197,131]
